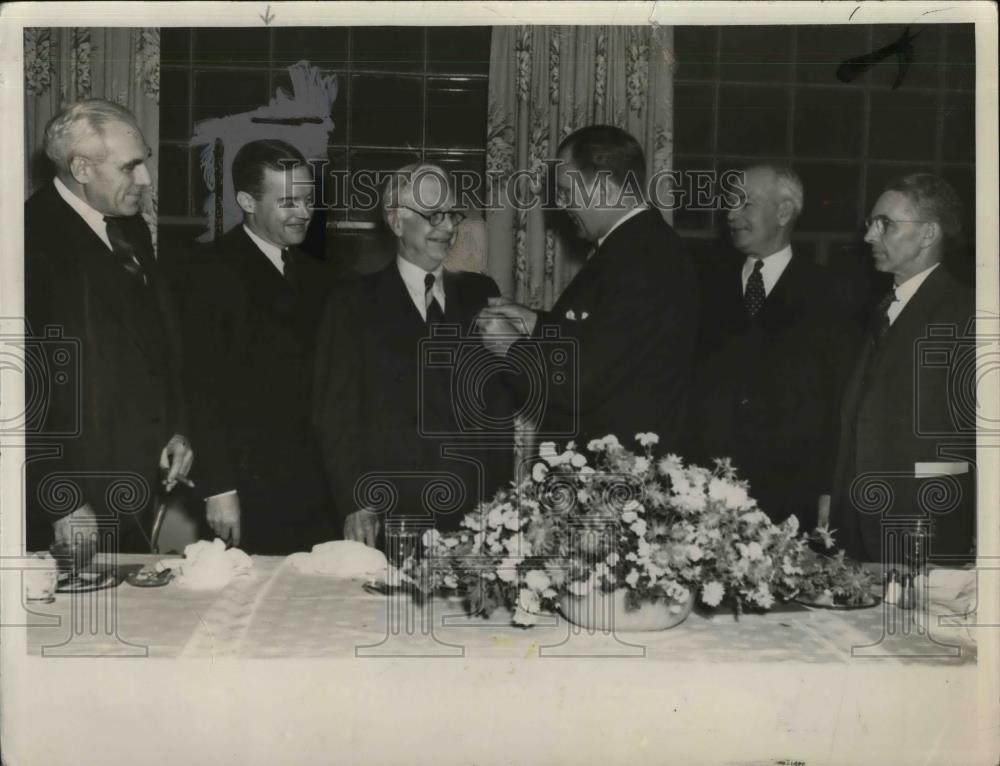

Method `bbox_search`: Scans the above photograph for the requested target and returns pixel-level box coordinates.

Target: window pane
[352,28,425,72]
[424,152,486,209]
[795,26,869,85]
[427,27,491,74]
[273,27,348,70]
[717,85,789,156]
[944,24,975,91]
[674,82,715,155]
[160,68,190,142]
[719,26,793,82]
[350,74,423,148]
[671,156,716,232]
[673,25,718,81]
[193,28,270,68]
[157,144,195,215]
[323,148,349,222]
[193,70,269,123]
[160,28,191,66]
[794,162,861,233]
[793,88,864,158]
[942,92,974,163]
[868,90,938,161]
[869,24,943,90]
[270,70,346,144]
[426,78,487,150]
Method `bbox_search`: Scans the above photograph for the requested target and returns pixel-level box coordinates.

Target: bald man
[312,164,514,546]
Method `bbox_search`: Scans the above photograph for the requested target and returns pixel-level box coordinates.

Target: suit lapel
[59,203,163,363]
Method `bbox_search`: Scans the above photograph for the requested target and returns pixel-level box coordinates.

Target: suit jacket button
[739,398,750,406]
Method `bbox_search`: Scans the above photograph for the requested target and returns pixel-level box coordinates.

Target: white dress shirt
[243,225,286,274]
[54,176,113,250]
[741,244,793,297]
[888,263,940,326]
[597,205,649,250]
[397,255,445,321]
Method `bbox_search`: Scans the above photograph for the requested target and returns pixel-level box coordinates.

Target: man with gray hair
[831,173,975,562]
[689,163,857,531]
[25,98,198,552]
[313,164,514,547]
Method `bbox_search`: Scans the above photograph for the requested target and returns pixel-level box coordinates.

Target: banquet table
[9,554,995,766]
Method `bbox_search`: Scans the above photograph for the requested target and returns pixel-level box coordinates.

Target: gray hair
[43,99,140,172]
[748,162,805,219]
[380,163,451,225]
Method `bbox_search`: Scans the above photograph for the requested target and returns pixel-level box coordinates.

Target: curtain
[485,26,675,309]
[24,28,161,249]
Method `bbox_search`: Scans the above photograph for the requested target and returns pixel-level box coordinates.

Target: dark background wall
[158,24,975,288]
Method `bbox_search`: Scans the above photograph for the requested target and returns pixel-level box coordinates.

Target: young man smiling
[180,139,336,554]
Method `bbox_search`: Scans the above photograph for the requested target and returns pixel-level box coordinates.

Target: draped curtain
[485,26,675,309]
[24,27,161,248]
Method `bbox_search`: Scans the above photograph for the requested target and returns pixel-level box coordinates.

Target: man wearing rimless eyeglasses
[313,164,514,548]
[830,173,975,563]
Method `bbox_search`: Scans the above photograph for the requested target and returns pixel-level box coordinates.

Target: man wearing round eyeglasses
[831,173,975,563]
[313,163,514,548]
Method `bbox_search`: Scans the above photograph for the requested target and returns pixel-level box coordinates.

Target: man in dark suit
[477,125,698,454]
[689,164,858,531]
[831,174,976,563]
[179,140,336,554]
[25,99,194,552]
[313,164,513,546]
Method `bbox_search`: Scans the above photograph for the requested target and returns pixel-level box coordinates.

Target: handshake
[474,297,539,356]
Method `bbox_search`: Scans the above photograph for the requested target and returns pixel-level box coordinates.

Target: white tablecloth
[7,555,994,766]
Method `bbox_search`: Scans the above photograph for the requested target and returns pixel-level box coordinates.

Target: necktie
[874,288,899,341]
[424,272,444,325]
[281,248,292,280]
[103,216,147,286]
[744,259,765,317]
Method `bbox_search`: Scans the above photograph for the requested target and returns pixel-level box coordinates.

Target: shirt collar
[397,254,445,314]
[242,224,285,274]
[53,176,112,249]
[742,244,793,296]
[893,262,940,305]
[596,205,648,250]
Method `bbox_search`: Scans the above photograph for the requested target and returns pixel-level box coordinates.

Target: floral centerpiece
[409,434,873,628]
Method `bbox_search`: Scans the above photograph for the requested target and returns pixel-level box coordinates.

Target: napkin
[173,538,253,590]
[288,540,388,579]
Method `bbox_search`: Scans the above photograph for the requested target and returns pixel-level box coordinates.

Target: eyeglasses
[399,206,466,227]
[864,214,928,236]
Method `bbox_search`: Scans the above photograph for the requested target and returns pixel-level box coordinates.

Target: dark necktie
[424,272,445,325]
[281,248,292,281]
[744,259,765,317]
[874,288,899,342]
[103,216,147,286]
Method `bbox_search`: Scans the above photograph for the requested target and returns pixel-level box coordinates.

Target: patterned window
[672,24,976,262]
[158,27,490,256]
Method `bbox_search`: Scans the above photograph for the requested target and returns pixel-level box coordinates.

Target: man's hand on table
[52,502,99,544]
[206,492,241,546]
[344,509,380,547]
